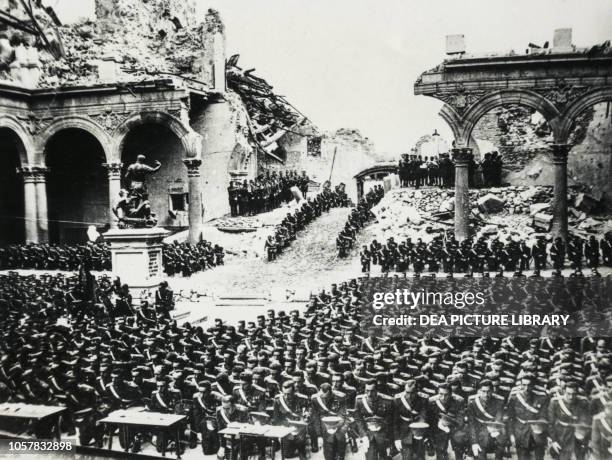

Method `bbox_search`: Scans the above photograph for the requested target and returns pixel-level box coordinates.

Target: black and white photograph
[1,0,612,459]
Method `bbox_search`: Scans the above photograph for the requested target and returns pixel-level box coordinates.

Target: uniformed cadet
[547,380,591,460]
[506,373,549,460]
[232,371,266,412]
[355,381,393,460]
[311,382,348,460]
[216,395,249,460]
[590,400,612,460]
[192,380,219,454]
[426,382,467,460]
[393,379,428,460]
[467,379,508,460]
[273,380,309,459]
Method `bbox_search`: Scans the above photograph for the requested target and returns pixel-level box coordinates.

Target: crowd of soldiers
[228,171,311,217]
[2,270,612,459]
[0,241,225,278]
[398,151,503,189]
[337,185,385,258]
[265,184,352,262]
[0,243,111,271]
[162,241,225,277]
[361,232,612,277]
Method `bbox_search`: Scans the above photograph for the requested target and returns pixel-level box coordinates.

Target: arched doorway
[0,128,25,244]
[46,129,108,243]
[120,123,188,229]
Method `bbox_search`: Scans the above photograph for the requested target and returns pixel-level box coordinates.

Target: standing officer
[355,381,393,460]
[360,246,372,273]
[393,379,427,460]
[192,380,218,455]
[228,181,239,217]
[550,237,566,276]
[532,237,548,274]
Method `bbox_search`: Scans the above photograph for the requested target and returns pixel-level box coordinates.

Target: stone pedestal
[103,227,169,295]
[453,147,471,241]
[551,144,570,241]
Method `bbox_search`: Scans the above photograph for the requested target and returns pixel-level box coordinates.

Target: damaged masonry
[0,0,379,245]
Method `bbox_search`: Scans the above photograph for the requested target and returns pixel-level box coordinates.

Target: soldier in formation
[264,184,352,262]
[337,185,384,258]
[361,232,610,276]
[399,151,502,189]
[227,170,310,217]
[1,266,612,459]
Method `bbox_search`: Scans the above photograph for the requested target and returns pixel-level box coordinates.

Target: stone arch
[112,111,202,160]
[37,115,111,165]
[556,88,612,143]
[439,104,467,146]
[0,115,35,165]
[460,90,562,143]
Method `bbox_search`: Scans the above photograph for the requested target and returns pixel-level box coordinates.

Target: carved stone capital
[183,158,202,177]
[452,148,472,165]
[103,162,124,179]
[551,144,570,165]
[18,166,48,183]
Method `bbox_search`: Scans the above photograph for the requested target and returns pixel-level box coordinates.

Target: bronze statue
[125,154,161,195]
[113,155,161,228]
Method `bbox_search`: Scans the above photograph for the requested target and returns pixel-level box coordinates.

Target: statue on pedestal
[113,155,161,228]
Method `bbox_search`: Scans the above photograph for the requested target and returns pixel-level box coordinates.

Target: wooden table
[0,403,66,440]
[100,409,187,459]
[219,423,294,460]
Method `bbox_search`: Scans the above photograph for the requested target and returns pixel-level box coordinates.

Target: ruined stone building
[414,29,612,240]
[0,0,381,245]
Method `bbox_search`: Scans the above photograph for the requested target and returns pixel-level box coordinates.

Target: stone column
[104,162,123,228]
[551,144,570,241]
[184,158,204,244]
[19,167,39,244]
[453,147,471,241]
[34,167,49,243]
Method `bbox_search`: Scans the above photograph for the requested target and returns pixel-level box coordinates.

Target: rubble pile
[226,54,306,159]
[1,0,218,88]
[370,186,611,245]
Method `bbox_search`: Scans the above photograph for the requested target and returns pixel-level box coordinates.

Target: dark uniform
[355,386,394,460]
[393,385,427,460]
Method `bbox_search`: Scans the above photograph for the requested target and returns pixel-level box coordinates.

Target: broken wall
[192,90,255,221]
[1,0,220,88]
[273,127,382,201]
[471,103,612,209]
